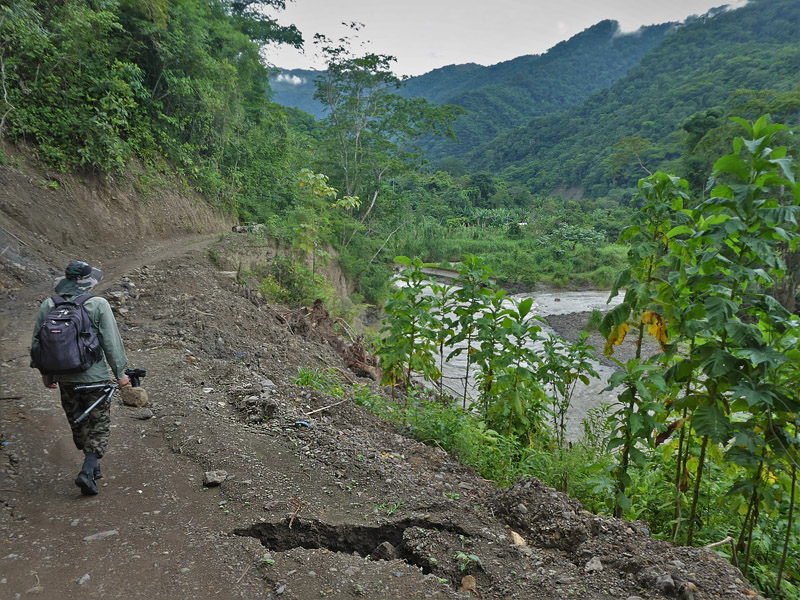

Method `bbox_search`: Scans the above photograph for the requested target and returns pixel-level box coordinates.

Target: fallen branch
[332,366,355,385]
[288,497,305,529]
[0,51,17,140]
[235,563,251,584]
[0,223,26,247]
[705,535,733,549]
[705,535,738,568]
[335,318,356,343]
[369,220,409,264]
[303,398,348,417]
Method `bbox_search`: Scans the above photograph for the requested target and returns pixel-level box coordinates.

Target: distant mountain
[465,0,800,198]
[400,63,485,103]
[269,68,325,118]
[406,20,674,161]
[269,19,673,154]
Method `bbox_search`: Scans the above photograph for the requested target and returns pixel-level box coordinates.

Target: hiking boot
[76,452,100,495]
[94,466,103,480]
[75,471,98,496]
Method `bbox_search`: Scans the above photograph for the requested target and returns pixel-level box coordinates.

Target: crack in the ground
[235,517,471,577]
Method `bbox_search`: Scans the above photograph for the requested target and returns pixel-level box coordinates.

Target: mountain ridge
[269,18,673,144]
[464,0,800,197]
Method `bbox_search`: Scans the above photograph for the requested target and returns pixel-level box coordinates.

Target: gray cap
[54,260,104,296]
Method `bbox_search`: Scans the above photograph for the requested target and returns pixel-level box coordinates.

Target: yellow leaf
[641,311,656,324]
[642,311,668,348]
[604,322,630,356]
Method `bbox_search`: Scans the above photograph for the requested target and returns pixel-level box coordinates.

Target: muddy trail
[1,165,759,599]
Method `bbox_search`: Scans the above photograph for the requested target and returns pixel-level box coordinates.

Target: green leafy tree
[669,116,800,551]
[607,135,653,182]
[603,117,800,585]
[600,172,689,517]
[488,296,547,440]
[379,256,440,392]
[446,255,492,407]
[312,31,465,244]
[429,278,457,401]
[292,168,353,274]
[539,333,598,451]
[472,287,511,410]
[224,0,301,46]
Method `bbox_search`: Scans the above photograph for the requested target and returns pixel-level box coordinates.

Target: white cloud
[274,74,306,86]
[613,23,645,38]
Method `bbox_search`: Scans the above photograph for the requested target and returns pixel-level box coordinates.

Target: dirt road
[2,235,274,598]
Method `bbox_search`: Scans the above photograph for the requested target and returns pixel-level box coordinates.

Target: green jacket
[32,293,128,383]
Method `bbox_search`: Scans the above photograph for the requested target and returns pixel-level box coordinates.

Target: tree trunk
[776,465,796,596]
[687,435,708,546]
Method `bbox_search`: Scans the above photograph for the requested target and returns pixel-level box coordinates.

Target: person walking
[31,260,130,495]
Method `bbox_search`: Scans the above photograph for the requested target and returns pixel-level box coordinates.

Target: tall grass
[393,224,626,289]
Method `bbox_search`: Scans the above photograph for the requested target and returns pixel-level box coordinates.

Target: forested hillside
[270,20,671,160]
[466,0,800,198]
[404,20,673,161]
[0,0,304,219]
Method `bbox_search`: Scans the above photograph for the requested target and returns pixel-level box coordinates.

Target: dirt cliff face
[0,156,760,599]
[0,144,230,293]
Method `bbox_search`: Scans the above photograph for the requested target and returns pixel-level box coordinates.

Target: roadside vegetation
[295,117,800,599]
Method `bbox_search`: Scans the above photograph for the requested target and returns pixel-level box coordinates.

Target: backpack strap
[51,294,66,305]
[73,294,94,306]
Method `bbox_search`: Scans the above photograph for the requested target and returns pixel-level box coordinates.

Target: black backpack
[30,294,102,374]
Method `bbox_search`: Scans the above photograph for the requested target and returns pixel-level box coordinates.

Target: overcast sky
[266,0,748,76]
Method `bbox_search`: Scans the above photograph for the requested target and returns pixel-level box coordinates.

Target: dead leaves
[641,311,669,349]
[655,418,687,446]
[603,311,668,357]
[459,575,481,597]
[603,322,630,356]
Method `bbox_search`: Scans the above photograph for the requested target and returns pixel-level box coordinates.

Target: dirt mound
[0,158,760,599]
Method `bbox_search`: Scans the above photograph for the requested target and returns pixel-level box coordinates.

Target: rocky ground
[0,158,761,599]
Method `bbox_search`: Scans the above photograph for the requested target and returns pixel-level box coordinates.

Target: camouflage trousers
[59,382,111,458]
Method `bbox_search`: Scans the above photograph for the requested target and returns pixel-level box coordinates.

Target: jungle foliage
[0,0,300,213]
[376,117,800,598]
